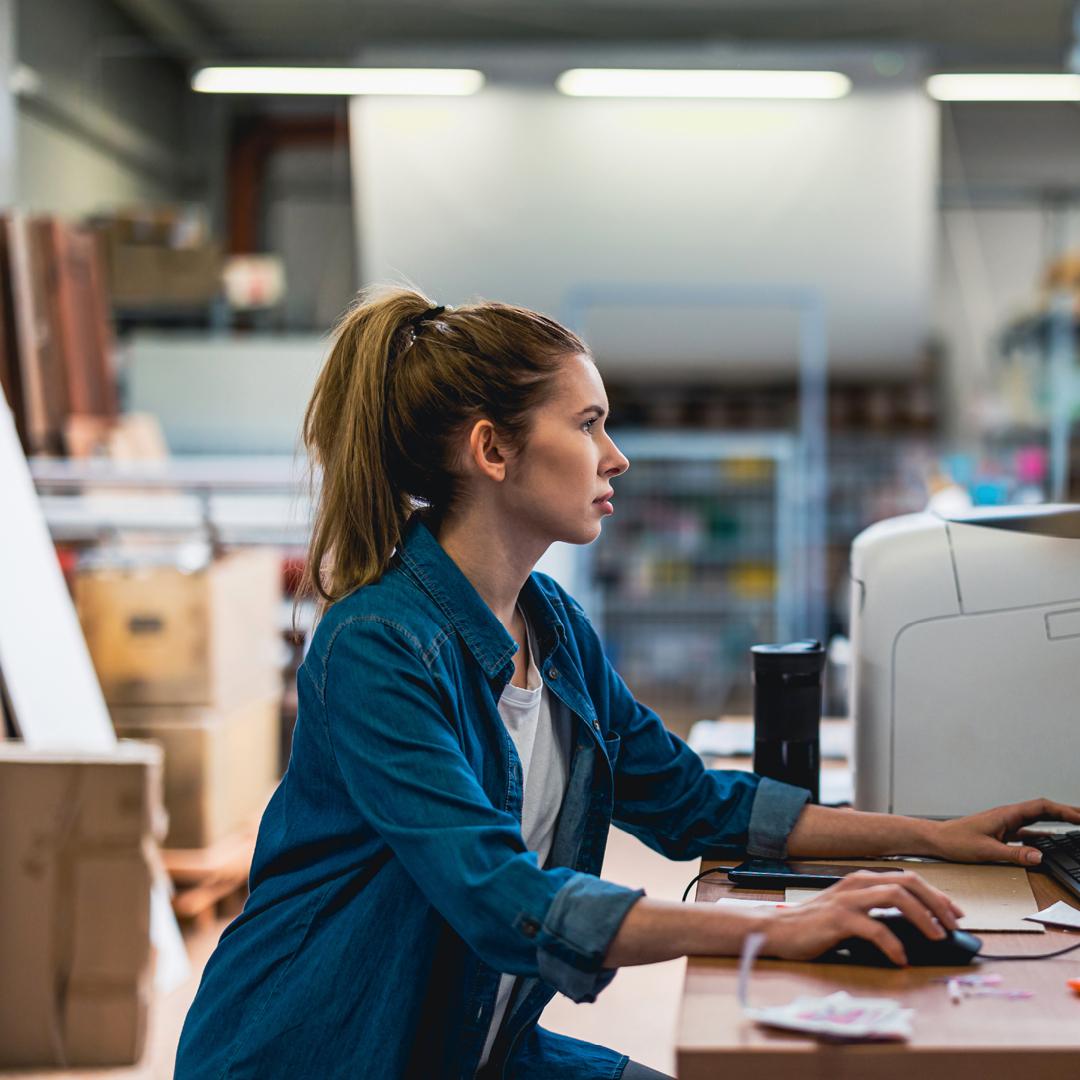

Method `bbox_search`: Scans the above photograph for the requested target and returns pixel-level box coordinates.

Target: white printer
[849,504,1080,817]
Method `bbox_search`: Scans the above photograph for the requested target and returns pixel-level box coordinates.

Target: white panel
[126,333,330,454]
[0,394,114,750]
[948,519,1080,614]
[352,86,936,375]
[892,609,1080,816]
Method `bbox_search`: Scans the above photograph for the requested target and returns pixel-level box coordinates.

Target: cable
[980,938,1080,962]
[681,866,731,903]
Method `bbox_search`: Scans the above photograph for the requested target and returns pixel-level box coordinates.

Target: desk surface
[678,864,1080,1079]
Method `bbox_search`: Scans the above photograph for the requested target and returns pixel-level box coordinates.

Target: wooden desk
[678,863,1080,1079]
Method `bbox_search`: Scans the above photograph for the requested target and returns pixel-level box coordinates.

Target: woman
[176,287,1080,1080]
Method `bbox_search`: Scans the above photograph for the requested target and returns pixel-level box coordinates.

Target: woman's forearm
[786,803,940,858]
[602,897,768,967]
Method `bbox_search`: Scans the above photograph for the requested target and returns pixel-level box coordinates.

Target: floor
[3,828,689,1078]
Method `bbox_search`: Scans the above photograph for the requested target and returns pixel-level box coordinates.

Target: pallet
[162,820,259,932]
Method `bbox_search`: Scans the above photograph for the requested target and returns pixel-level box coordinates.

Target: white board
[0,391,114,749]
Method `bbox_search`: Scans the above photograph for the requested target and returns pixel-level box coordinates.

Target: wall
[13,0,195,216]
[351,65,937,378]
[935,102,1080,437]
[264,141,357,330]
[125,334,331,454]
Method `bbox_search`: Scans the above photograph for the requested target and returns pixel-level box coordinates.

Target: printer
[849,503,1080,817]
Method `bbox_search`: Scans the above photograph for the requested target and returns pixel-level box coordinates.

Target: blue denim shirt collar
[396,515,568,680]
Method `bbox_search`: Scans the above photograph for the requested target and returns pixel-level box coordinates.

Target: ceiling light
[555,68,851,100]
[191,67,485,96]
[926,73,1080,101]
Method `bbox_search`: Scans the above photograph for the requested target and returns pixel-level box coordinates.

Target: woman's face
[502,352,629,546]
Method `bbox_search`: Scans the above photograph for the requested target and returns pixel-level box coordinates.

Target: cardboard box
[94,207,222,309]
[0,741,163,1067]
[111,691,281,848]
[75,547,282,708]
[105,241,223,309]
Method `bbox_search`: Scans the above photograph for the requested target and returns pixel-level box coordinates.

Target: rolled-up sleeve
[745,776,812,859]
[535,875,644,1003]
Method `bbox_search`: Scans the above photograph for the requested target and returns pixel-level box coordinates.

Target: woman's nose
[604,440,629,477]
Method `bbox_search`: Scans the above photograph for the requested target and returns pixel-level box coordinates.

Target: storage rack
[588,431,798,729]
[997,293,1080,502]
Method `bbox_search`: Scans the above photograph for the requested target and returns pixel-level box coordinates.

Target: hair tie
[408,305,446,328]
[388,305,448,377]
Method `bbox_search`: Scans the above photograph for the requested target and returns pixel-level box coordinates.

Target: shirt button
[521,918,539,938]
[547,667,559,680]
[593,721,600,731]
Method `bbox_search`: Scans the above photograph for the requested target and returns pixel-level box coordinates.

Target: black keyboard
[1031,832,1080,902]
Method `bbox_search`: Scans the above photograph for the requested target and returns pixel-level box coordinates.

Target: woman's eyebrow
[577,405,607,417]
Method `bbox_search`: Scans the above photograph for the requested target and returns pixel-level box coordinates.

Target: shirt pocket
[601,731,621,768]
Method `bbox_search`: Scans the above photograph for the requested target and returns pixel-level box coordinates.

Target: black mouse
[816,913,983,968]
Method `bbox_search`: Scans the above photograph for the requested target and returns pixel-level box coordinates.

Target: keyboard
[1031,832,1080,903]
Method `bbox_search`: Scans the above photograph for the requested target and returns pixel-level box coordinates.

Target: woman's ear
[466,419,509,483]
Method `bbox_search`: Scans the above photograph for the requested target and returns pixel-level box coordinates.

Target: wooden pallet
[162,820,259,932]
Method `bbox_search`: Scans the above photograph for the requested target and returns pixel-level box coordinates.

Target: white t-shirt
[477,614,571,1070]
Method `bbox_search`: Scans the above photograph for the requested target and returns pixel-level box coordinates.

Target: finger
[1036,801,1080,826]
[850,913,907,967]
[1011,798,1080,826]
[849,883,948,941]
[843,870,963,928]
[837,868,907,890]
[980,838,1044,866]
[884,885,950,940]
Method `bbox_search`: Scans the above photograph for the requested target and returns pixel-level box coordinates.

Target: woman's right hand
[757,869,965,966]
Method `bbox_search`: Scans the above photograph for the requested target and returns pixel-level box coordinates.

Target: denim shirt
[175,518,810,1080]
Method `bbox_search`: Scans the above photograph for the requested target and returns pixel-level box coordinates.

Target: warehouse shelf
[588,430,799,726]
[29,454,312,547]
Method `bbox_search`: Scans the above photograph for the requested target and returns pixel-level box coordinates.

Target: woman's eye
[582,417,598,433]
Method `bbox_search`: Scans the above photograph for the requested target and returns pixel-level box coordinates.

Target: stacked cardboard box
[75,547,283,848]
[0,741,164,1067]
[91,206,223,311]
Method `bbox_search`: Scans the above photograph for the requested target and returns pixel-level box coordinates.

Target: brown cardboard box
[75,547,282,708]
[94,208,222,309]
[111,691,281,848]
[105,241,223,309]
[0,741,163,1067]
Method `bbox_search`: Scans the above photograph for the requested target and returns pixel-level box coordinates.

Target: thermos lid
[751,639,825,676]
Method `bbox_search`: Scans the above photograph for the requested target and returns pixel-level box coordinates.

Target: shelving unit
[589,431,798,729]
[996,294,1080,502]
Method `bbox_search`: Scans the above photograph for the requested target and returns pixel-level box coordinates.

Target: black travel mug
[751,640,825,803]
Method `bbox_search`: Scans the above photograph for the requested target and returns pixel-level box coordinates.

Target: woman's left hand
[928,798,1080,865]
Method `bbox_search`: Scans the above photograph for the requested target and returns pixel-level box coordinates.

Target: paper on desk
[785,860,1044,933]
[737,930,913,1042]
[715,897,794,912]
[1024,900,1080,931]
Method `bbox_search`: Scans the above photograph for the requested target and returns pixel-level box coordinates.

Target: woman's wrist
[714,909,775,955]
[890,814,943,858]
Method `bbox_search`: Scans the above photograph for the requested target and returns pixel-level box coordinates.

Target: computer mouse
[815,913,983,968]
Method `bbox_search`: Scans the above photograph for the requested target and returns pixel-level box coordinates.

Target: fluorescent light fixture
[191,66,484,96]
[556,68,851,99]
[926,73,1080,101]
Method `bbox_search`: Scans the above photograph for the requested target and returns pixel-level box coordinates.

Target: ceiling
[116,0,1078,68]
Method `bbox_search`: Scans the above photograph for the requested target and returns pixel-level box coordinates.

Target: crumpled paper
[737,932,914,1041]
